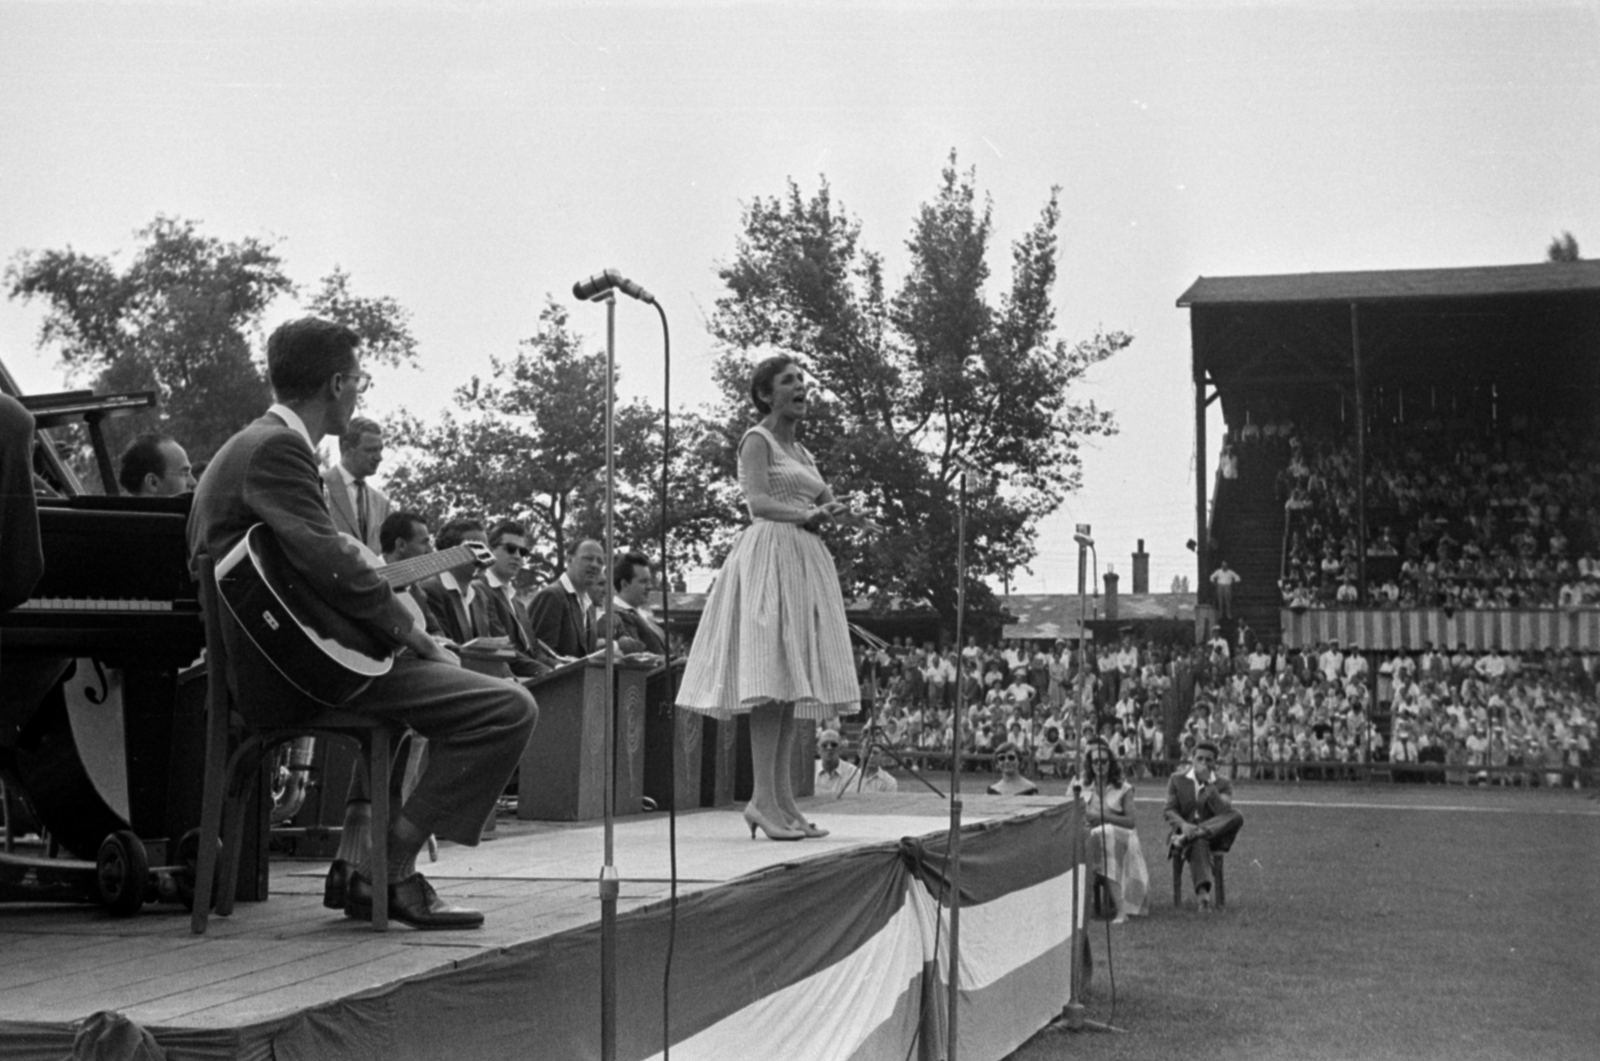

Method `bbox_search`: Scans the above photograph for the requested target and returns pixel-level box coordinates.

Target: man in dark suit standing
[1163,740,1244,911]
[527,538,606,659]
[321,415,389,554]
[189,317,537,930]
[596,550,668,655]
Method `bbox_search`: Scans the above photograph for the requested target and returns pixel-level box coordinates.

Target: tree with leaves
[6,217,418,484]
[382,298,728,587]
[1547,231,1581,262]
[704,154,1129,635]
[6,216,290,477]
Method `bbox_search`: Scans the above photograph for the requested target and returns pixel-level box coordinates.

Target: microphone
[572,269,656,305]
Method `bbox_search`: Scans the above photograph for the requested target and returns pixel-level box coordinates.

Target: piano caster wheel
[175,827,221,912]
[97,830,149,918]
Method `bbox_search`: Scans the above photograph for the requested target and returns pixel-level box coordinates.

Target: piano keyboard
[14,598,175,612]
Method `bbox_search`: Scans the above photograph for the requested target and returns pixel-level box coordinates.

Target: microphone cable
[652,300,680,1061]
[898,839,949,1061]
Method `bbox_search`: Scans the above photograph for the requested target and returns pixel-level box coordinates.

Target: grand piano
[0,362,206,868]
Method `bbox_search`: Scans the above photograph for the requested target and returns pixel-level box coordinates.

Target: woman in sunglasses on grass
[985,741,1040,796]
[1082,736,1148,923]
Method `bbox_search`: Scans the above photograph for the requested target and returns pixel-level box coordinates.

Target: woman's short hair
[749,354,799,415]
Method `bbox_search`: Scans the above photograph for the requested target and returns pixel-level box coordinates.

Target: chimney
[1132,539,1149,594]
[1103,568,1119,621]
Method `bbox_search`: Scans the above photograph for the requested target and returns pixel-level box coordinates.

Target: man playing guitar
[188,317,538,930]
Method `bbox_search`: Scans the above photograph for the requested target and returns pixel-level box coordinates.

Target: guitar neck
[379,545,480,590]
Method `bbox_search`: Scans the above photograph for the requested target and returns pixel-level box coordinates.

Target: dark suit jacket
[189,412,413,643]
[188,411,415,721]
[526,579,593,658]
[596,604,668,655]
[1163,770,1241,852]
[475,576,535,655]
[418,576,493,647]
[320,464,389,556]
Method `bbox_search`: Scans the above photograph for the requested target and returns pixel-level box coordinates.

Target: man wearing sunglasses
[814,729,859,795]
[1163,740,1245,910]
[477,520,543,673]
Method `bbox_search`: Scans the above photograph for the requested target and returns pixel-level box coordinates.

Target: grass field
[995,778,1600,1061]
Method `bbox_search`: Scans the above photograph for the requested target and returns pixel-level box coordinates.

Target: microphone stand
[946,465,969,1061]
[594,290,620,1061]
[1056,533,1122,1034]
[575,270,668,1061]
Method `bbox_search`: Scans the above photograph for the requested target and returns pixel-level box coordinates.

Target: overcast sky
[3,0,1596,594]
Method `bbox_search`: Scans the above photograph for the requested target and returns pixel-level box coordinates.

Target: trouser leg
[347,658,537,846]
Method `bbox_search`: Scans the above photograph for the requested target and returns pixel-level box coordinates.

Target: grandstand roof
[1182,258,1600,426]
[1177,260,1600,307]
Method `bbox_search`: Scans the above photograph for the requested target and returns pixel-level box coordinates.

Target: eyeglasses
[1195,755,1217,764]
[996,754,1018,762]
[820,741,840,749]
[498,543,530,557]
[340,371,373,395]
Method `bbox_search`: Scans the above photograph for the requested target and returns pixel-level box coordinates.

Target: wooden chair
[191,553,398,933]
[1171,846,1225,908]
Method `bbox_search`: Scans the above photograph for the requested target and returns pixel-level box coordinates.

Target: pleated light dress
[676,425,859,720]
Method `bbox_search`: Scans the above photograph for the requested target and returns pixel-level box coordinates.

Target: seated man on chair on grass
[1163,740,1244,911]
[189,317,538,930]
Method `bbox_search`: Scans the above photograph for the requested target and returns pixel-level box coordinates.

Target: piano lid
[1,356,161,497]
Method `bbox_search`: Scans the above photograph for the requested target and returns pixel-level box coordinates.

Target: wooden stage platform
[0,791,1084,1061]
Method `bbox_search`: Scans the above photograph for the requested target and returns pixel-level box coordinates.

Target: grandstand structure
[1180,260,1600,650]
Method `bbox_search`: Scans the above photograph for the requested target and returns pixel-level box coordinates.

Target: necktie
[355,479,370,543]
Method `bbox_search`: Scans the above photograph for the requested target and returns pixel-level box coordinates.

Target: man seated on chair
[1163,740,1243,911]
[595,550,669,656]
[527,537,606,658]
[118,432,196,497]
[189,317,538,930]
[475,519,552,677]
[380,510,440,634]
[417,517,496,648]
[858,745,898,793]
[814,729,859,794]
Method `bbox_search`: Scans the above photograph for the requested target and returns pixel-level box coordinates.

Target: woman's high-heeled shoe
[744,805,804,841]
[788,817,829,839]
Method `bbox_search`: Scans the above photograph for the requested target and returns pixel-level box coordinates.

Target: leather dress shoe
[344,872,485,930]
[323,859,353,910]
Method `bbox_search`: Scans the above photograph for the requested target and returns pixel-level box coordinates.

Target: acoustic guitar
[214,523,493,705]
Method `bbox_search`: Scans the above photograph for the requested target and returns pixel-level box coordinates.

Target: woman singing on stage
[676,356,879,840]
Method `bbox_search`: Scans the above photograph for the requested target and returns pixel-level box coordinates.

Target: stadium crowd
[1231,412,1600,609]
[826,633,1599,789]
